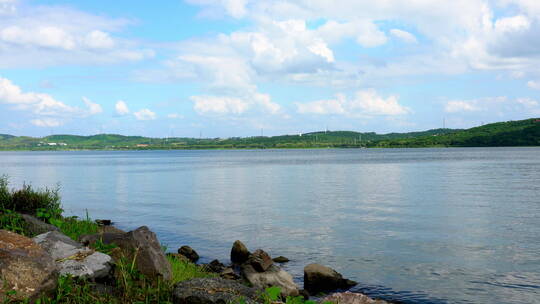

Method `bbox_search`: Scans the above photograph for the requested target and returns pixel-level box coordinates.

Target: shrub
[0,207,26,235]
[0,175,62,218]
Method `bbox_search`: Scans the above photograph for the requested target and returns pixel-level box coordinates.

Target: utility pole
[443,118,446,129]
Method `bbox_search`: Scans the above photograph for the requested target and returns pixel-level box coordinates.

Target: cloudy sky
[1,0,540,137]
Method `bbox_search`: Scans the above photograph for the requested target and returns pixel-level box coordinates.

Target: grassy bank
[0,176,214,303]
[0,176,319,304]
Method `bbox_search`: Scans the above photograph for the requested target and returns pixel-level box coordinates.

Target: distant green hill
[0,118,538,150]
[373,118,540,147]
[0,134,15,140]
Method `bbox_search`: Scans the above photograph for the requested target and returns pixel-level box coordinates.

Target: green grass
[0,175,62,218]
[0,207,26,236]
[167,255,216,285]
[47,213,99,241]
[0,176,328,304]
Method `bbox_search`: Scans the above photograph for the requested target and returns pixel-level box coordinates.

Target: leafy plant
[0,207,26,235]
[0,176,62,217]
[260,287,319,304]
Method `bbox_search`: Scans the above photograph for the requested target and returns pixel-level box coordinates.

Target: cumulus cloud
[527,80,540,90]
[191,91,280,116]
[186,0,248,18]
[0,2,153,68]
[445,100,481,113]
[30,118,61,127]
[82,97,103,115]
[390,29,418,43]
[0,76,102,126]
[115,100,130,115]
[0,0,16,15]
[0,76,77,116]
[134,109,157,120]
[296,89,409,117]
[444,96,539,115]
[192,95,249,115]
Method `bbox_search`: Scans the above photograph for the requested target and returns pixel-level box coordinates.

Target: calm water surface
[1,148,539,304]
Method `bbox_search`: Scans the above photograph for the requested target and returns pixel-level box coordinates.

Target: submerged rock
[272,256,290,263]
[231,240,250,264]
[304,263,357,294]
[0,230,58,302]
[173,278,261,304]
[322,292,390,304]
[95,219,112,226]
[178,245,199,263]
[242,264,299,297]
[20,214,60,236]
[33,231,112,280]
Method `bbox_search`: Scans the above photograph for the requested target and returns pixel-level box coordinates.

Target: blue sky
[1,0,540,137]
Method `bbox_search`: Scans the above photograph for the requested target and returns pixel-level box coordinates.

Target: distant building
[136,144,149,147]
[47,143,57,146]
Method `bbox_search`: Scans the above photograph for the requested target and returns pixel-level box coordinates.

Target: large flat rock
[33,231,112,280]
[0,230,58,301]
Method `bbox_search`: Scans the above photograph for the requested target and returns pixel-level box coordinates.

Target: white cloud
[0,2,153,68]
[84,30,115,49]
[0,76,76,116]
[192,95,249,115]
[296,89,409,116]
[0,76,103,126]
[134,109,157,120]
[390,29,418,44]
[444,96,539,115]
[115,100,130,115]
[355,22,387,47]
[445,100,481,113]
[527,80,540,90]
[296,94,346,115]
[186,0,248,18]
[516,97,539,107]
[191,90,281,116]
[82,97,103,115]
[30,118,61,127]
[0,0,16,15]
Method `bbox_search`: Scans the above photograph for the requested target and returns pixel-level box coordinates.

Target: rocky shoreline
[1,214,389,303]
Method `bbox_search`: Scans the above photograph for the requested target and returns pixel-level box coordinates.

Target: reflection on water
[1,148,539,304]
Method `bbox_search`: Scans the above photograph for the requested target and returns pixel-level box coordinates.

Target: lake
[1,148,539,303]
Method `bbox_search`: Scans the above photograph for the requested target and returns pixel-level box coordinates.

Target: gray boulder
[20,214,60,236]
[0,230,58,302]
[304,263,357,294]
[33,231,112,280]
[80,226,171,280]
[248,249,273,272]
[321,292,390,304]
[242,264,299,297]
[231,240,250,264]
[178,245,199,263]
[173,278,261,304]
